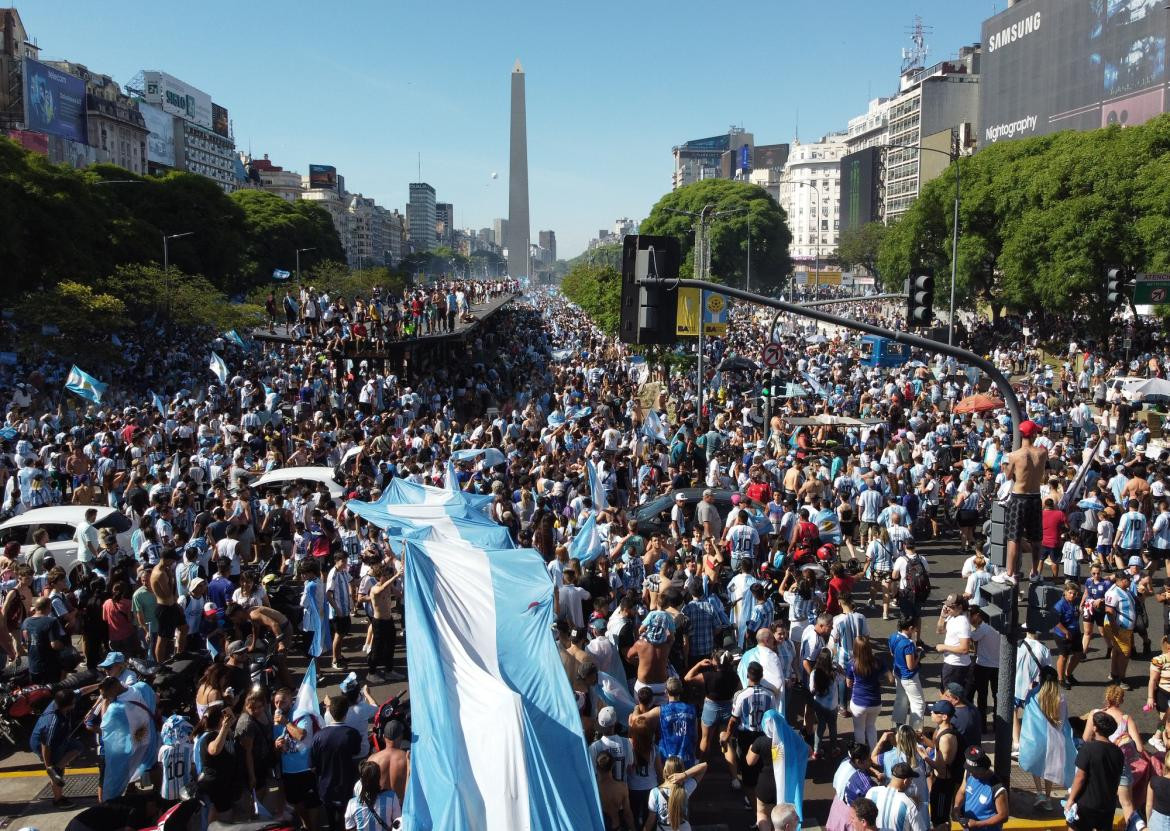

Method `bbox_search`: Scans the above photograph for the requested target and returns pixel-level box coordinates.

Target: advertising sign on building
[979,0,1169,147]
[211,103,229,138]
[23,58,87,144]
[4,129,48,156]
[138,102,175,167]
[142,70,213,129]
[309,164,338,191]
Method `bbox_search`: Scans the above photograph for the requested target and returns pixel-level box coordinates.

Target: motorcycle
[65,784,295,831]
[126,652,210,718]
[0,665,96,749]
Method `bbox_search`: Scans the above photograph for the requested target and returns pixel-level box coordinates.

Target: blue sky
[28,1,993,257]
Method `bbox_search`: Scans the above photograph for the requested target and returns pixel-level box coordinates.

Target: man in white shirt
[866,762,927,831]
[557,570,591,630]
[74,507,100,565]
[934,594,972,696]
[890,542,929,621]
[799,614,832,682]
[967,605,1000,732]
[589,707,633,784]
[324,676,378,759]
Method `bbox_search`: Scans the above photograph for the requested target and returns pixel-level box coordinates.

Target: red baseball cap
[1019,420,1041,439]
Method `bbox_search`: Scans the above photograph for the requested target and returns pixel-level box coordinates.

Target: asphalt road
[5,530,1161,831]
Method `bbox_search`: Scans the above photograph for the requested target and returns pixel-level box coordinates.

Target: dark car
[631,487,743,538]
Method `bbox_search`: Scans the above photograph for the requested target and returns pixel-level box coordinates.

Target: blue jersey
[658,701,697,766]
[962,775,1007,831]
[1117,511,1147,550]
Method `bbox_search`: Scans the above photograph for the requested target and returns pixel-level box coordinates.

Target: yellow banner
[676,287,701,336]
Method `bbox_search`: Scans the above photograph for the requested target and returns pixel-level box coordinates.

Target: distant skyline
[26,2,992,257]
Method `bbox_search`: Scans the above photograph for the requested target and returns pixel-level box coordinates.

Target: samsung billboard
[980,0,1169,147]
[142,70,213,129]
[23,58,88,144]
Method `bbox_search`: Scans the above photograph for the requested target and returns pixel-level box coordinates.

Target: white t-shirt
[589,734,633,783]
[215,537,241,576]
[648,778,697,831]
[75,521,99,564]
[942,614,973,667]
[890,553,927,592]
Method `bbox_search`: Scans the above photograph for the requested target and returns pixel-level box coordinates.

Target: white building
[845,97,894,154]
[777,132,848,264]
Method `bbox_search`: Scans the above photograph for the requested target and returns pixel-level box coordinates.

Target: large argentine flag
[399,538,604,831]
[568,512,603,565]
[1019,687,1076,788]
[761,708,808,822]
[446,448,507,497]
[101,685,153,800]
[587,460,609,511]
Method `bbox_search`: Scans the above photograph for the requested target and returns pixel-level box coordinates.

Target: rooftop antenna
[901,15,932,73]
[417,152,421,182]
[794,105,799,143]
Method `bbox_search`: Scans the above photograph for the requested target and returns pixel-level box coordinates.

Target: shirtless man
[595,751,633,831]
[367,719,410,802]
[150,551,182,660]
[625,618,673,706]
[1122,466,1153,518]
[996,420,1048,584]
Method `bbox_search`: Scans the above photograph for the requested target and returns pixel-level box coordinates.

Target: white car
[0,506,134,580]
[251,466,346,503]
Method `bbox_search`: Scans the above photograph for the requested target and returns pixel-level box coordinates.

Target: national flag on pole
[272,268,291,280]
[293,658,321,726]
[209,352,229,385]
[568,512,604,565]
[150,390,167,418]
[587,459,609,511]
[64,365,107,403]
[223,329,248,350]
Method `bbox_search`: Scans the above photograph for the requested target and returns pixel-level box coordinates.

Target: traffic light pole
[642,276,1024,781]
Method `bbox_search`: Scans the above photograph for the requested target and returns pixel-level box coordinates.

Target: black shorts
[332,615,351,636]
[957,509,979,529]
[1071,807,1116,831]
[157,604,184,638]
[1041,546,1059,564]
[1156,687,1170,714]
[1004,493,1042,542]
[1055,635,1084,656]
[930,778,958,825]
[735,730,764,788]
[282,769,321,808]
[755,764,777,805]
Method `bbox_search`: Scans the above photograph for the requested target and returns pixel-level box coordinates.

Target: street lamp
[296,247,316,284]
[162,231,194,317]
[874,141,962,345]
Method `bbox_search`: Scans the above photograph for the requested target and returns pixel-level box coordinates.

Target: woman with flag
[1018,666,1076,811]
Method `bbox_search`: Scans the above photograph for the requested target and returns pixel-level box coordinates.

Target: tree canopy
[876,115,1170,321]
[639,179,792,295]
[560,262,621,336]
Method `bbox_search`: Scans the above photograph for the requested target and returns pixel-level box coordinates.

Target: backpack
[904,556,931,602]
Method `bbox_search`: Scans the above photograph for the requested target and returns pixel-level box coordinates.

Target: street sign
[1134,273,1170,304]
[676,287,701,337]
[761,342,783,368]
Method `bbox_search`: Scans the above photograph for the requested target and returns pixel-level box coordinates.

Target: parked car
[0,506,133,581]
[631,488,742,538]
[251,466,346,504]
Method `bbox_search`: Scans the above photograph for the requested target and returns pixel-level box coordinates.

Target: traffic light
[1106,267,1132,308]
[906,270,935,329]
[979,579,1015,636]
[619,235,681,345]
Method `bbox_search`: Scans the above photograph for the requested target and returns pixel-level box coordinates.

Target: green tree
[231,190,344,286]
[561,262,622,335]
[639,179,792,295]
[565,244,622,272]
[15,280,128,364]
[836,222,887,278]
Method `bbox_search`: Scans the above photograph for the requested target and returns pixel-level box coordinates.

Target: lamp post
[162,231,194,317]
[875,141,962,345]
[296,247,316,284]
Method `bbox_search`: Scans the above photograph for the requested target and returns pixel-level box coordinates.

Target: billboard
[138,102,175,167]
[212,103,229,138]
[142,70,213,129]
[839,147,882,233]
[979,0,1169,147]
[23,58,87,144]
[309,164,338,191]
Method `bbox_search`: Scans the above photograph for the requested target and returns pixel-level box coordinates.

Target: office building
[435,202,454,248]
[138,70,237,192]
[507,60,530,278]
[672,127,754,189]
[538,230,556,262]
[777,132,849,264]
[407,182,437,252]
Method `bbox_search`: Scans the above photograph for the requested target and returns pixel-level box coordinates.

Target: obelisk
[506,60,530,280]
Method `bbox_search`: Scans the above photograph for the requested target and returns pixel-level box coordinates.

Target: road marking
[0,767,98,779]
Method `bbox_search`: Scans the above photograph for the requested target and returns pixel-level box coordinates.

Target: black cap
[891,761,919,780]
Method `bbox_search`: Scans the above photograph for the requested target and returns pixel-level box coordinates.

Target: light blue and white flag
[445,447,507,497]
[223,329,248,350]
[100,685,153,800]
[643,409,667,444]
[150,390,167,418]
[1019,687,1076,788]
[273,268,291,280]
[294,658,321,726]
[587,459,610,511]
[762,708,808,822]
[300,578,330,658]
[803,372,830,399]
[813,508,842,544]
[398,538,604,831]
[209,351,229,386]
[568,512,604,565]
[64,365,107,404]
[550,348,573,362]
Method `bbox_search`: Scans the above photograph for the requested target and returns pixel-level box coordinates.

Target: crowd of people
[2,276,1170,831]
